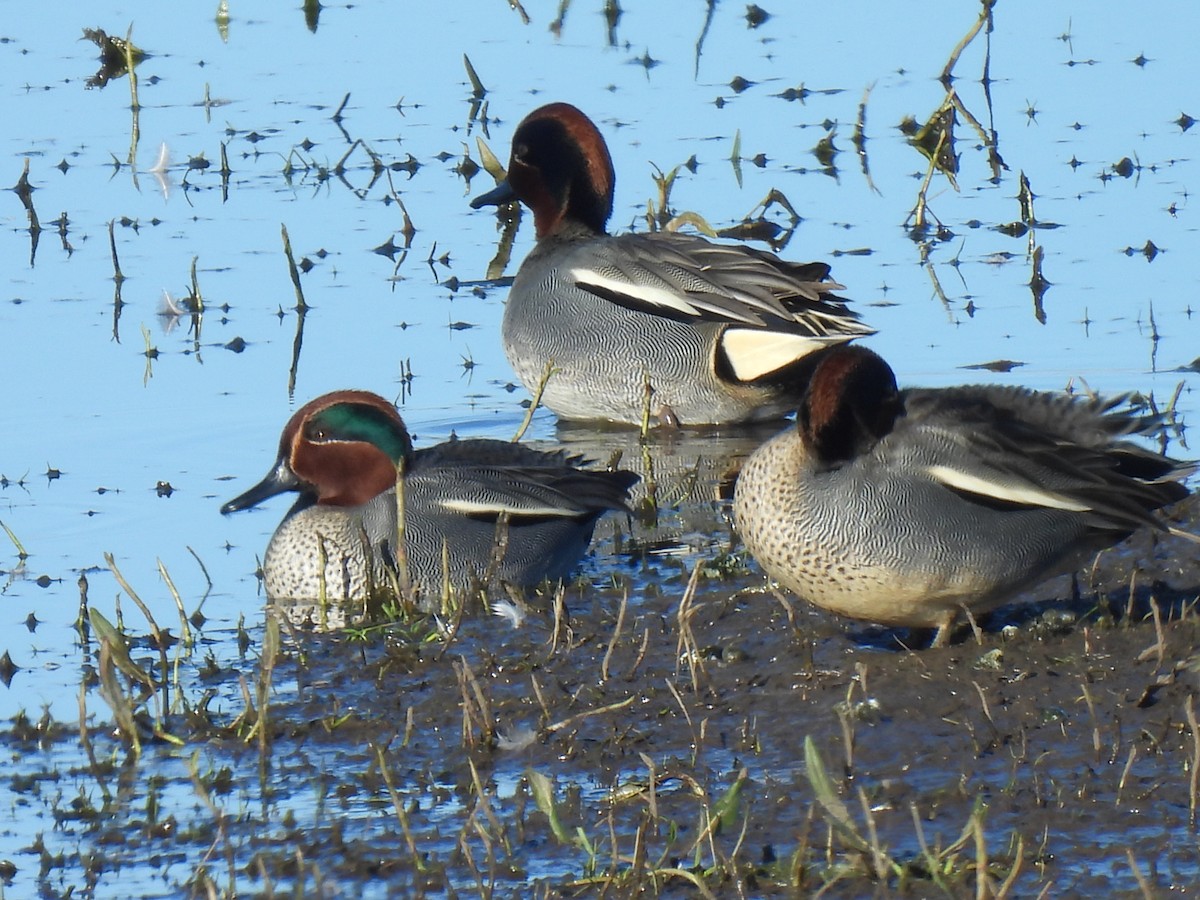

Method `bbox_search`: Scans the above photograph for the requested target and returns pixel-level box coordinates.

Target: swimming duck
[471,102,874,426]
[733,346,1193,646]
[221,390,639,608]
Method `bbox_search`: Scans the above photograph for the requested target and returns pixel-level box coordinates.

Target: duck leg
[929,610,958,648]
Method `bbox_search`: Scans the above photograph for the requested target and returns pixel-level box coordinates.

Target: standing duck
[733,346,1194,646]
[471,102,874,426]
[221,390,638,608]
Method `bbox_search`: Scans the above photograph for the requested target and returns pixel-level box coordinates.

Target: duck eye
[514,142,530,161]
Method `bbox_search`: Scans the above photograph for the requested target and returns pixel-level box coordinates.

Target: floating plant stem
[969,802,990,895]
[907,125,947,233]
[124,25,140,163]
[853,82,880,194]
[1028,244,1048,324]
[122,25,141,110]
[627,626,651,681]
[89,602,154,693]
[218,141,231,200]
[283,223,308,397]
[280,223,308,312]
[547,583,567,657]
[333,137,362,177]
[96,638,142,757]
[662,210,717,236]
[157,559,194,649]
[997,833,1025,897]
[314,534,330,631]
[77,677,113,803]
[189,255,204,316]
[526,769,572,844]
[0,518,29,559]
[14,159,41,266]
[940,0,995,86]
[287,300,306,399]
[1125,849,1154,900]
[708,766,748,841]
[399,706,416,747]
[392,461,412,600]
[475,136,505,181]
[162,569,193,713]
[729,129,743,188]
[638,432,659,526]
[463,54,487,98]
[76,572,90,641]
[648,162,679,229]
[90,604,181,747]
[674,563,704,693]
[107,218,125,285]
[374,744,427,871]
[468,755,513,857]
[600,590,627,682]
[1186,695,1200,829]
[542,694,634,736]
[187,749,239,894]
[14,157,41,233]
[141,324,157,385]
[106,552,172,716]
[639,369,653,439]
[947,87,1004,181]
[253,615,279,759]
[187,545,213,593]
[331,92,350,124]
[109,219,125,340]
[396,195,416,246]
[803,735,872,855]
[1115,744,1138,807]
[512,358,556,442]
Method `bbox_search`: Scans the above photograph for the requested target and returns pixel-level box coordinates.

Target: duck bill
[220,458,302,514]
[470,178,516,209]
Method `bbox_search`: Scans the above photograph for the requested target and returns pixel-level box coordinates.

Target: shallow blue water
[1,2,1197,895]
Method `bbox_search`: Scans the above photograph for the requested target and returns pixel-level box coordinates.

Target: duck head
[221,390,412,513]
[799,346,905,465]
[471,102,616,238]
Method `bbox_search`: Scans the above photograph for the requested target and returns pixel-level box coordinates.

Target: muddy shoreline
[202,498,1200,894]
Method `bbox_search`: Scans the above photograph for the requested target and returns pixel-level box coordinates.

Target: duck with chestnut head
[472,102,874,427]
[221,390,639,609]
[733,346,1194,646]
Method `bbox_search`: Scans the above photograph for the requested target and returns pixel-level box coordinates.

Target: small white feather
[496,724,539,751]
[490,597,527,629]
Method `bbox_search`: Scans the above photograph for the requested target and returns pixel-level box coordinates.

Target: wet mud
[7,494,1198,897]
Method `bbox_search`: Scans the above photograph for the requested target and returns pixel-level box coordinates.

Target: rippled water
[1,2,1197,896]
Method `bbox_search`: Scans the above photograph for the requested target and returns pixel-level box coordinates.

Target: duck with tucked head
[471,102,874,427]
[221,390,639,608]
[733,346,1194,646]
